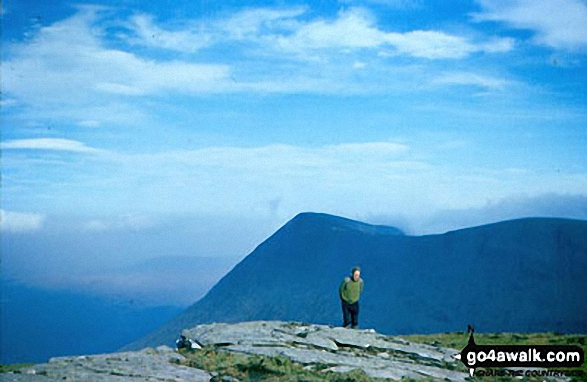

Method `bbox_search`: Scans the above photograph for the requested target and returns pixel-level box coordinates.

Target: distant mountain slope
[125,213,587,350]
[1,281,182,364]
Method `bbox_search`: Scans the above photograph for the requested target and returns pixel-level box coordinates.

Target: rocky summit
[2,320,470,381]
[182,320,467,381]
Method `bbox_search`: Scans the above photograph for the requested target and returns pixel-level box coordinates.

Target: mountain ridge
[286,212,406,236]
[124,214,587,351]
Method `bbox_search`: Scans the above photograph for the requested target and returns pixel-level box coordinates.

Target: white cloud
[0,98,18,108]
[473,0,587,50]
[125,6,513,60]
[480,36,517,53]
[124,7,307,52]
[433,72,513,90]
[220,7,307,40]
[339,0,422,8]
[0,210,46,232]
[363,193,587,234]
[82,214,158,232]
[83,219,111,232]
[386,30,476,59]
[420,193,587,234]
[276,8,384,50]
[142,142,413,174]
[77,120,101,128]
[68,140,585,222]
[326,141,408,155]
[3,137,586,227]
[378,32,513,59]
[2,4,518,117]
[1,138,103,153]
[2,7,232,109]
[274,8,514,59]
[126,14,212,52]
[42,140,434,217]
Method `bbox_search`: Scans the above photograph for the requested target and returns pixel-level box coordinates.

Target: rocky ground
[0,346,211,381]
[1,320,472,381]
[183,320,467,380]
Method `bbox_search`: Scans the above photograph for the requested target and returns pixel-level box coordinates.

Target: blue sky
[1,0,587,303]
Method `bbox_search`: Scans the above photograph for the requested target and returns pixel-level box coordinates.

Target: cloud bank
[1,210,46,233]
[473,0,587,51]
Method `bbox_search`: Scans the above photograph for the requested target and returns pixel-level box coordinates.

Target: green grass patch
[0,363,35,374]
[178,346,389,381]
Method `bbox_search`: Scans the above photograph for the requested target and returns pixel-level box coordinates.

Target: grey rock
[11,347,211,381]
[5,320,570,381]
[0,374,61,382]
[297,332,339,351]
[322,365,356,373]
[184,320,468,381]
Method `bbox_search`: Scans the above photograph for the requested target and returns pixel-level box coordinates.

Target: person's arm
[360,279,364,294]
[339,278,347,300]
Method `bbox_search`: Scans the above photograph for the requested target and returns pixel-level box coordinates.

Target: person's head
[352,266,361,281]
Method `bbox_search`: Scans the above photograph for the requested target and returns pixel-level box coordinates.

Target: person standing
[339,266,364,329]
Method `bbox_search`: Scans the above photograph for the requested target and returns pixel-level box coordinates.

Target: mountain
[124,213,587,350]
[1,255,236,364]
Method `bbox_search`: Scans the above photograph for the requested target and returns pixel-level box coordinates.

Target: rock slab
[183,320,468,381]
[1,346,211,382]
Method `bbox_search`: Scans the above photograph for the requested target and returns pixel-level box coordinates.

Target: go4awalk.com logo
[452,328,585,378]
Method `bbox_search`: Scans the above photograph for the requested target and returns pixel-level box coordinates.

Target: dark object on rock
[176,334,202,351]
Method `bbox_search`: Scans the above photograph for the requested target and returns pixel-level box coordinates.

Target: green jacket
[339,276,364,304]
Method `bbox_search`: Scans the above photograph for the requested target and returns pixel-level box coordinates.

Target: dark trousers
[341,300,359,328]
